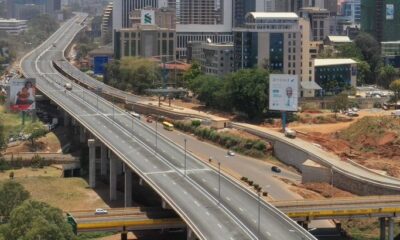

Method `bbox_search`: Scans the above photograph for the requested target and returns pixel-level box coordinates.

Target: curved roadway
[21,14,316,240]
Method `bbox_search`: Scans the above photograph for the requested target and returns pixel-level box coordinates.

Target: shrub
[31,155,47,169]
[0,158,10,172]
[191,120,201,127]
[9,171,14,179]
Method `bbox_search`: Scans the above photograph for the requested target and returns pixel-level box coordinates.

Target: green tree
[332,92,349,116]
[24,122,48,148]
[189,75,224,107]
[105,57,161,94]
[356,60,371,86]
[0,200,75,240]
[378,65,399,88]
[225,68,269,119]
[354,32,382,84]
[336,43,364,60]
[183,61,202,87]
[0,181,30,220]
[390,79,400,100]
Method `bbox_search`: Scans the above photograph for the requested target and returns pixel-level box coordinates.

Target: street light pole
[218,162,221,205]
[184,138,187,176]
[257,191,261,239]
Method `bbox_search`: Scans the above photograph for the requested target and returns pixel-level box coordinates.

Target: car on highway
[64,83,72,90]
[284,128,296,139]
[130,112,141,119]
[227,150,235,156]
[95,208,108,215]
[346,111,359,117]
[271,166,281,173]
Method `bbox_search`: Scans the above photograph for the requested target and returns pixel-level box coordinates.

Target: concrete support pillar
[88,139,96,188]
[79,126,86,143]
[388,218,394,240]
[124,164,132,207]
[100,145,108,176]
[63,112,70,127]
[109,152,117,201]
[380,217,386,240]
[187,228,196,240]
[120,232,127,240]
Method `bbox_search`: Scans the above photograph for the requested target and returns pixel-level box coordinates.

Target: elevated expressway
[53,22,400,197]
[20,14,316,240]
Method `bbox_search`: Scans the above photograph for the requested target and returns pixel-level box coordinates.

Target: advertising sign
[269,74,299,112]
[9,78,36,111]
[141,10,155,25]
[387,4,394,20]
[93,56,109,75]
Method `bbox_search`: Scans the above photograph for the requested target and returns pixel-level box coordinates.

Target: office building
[233,0,274,27]
[0,18,28,35]
[191,42,234,76]
[175,0,233,59]
[101,2,113,39]
[114,8,176,59]
[299,7,330,41]
[6,0,61,19]
[113,0,165,29]
[339,0,361,24]
[361,0,400,42]
[312,58,357,95]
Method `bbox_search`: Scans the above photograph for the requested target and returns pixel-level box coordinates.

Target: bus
[162,121,174,131]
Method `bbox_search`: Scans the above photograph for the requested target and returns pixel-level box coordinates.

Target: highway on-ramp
[21,14,316,240]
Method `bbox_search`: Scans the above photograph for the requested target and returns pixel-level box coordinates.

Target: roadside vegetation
[173,120,271,159]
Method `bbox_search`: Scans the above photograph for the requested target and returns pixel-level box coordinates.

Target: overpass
[273,196,400,240]
[67,208,184,234]
[20,13,316,240]
[52,20,400,197]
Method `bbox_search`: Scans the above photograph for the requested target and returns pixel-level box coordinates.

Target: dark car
[271,166,281,173]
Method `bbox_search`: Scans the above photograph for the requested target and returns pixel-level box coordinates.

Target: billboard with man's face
[9,78,36,111]
[269,74,299,112]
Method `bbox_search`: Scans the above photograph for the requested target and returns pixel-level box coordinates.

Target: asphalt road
[21,14,316,240]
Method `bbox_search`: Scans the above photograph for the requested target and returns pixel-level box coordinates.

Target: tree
[354,33,382,84]
[356,61,371,86]
[225,68,269,119]
[0,181,30,220]
[390,79,400,101]
[183,61,202,87]
[189,75,224,108]
[105,57,161,94]
[24,122,48,148]
[378,65,398,88]
[0,200,75,240]
[332,93,349,116]
[336,43,364,60]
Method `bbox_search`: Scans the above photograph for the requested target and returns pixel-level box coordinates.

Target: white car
[130,112,141,119]
[227,150,235,156]
[284,128,297,139]
[95,208,108,215]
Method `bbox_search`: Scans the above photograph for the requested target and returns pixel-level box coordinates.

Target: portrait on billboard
[9,78,36,111]
[269,74,299,112]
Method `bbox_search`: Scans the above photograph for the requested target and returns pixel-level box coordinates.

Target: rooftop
[0,18,27,23]
[326,35,352,43]
[247,12,299,20]
[314,59,357,67]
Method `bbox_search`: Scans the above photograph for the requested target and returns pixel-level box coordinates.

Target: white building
[0,19,28,35]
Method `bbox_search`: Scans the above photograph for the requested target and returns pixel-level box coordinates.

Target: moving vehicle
[227,150,235,156]
[346,111,359,117]
[162,121,174,131]
[130,112,140,119]
[95,208,108,215]
[271,166,281,173]
[284,128,296,139]
[64,83,72,90]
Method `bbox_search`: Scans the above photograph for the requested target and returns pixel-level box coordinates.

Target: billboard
[9,78,36,111]
[141,10,155,25]
[269,74,299,112]
[387,4,394,20]
[93,56,109,75]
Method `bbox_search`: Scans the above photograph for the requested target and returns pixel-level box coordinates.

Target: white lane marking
[239,207,244,212]
[201,178,206,183]
[266,232,271,236]
[217,224,222,229]
[172,181,176,185]
[144,170,175,175]
[213,187,218,191]
[206,211,210,216]
[253,219,257,224]
[226,197,231,202]
[183,191,188,195]
[194,201,200,207]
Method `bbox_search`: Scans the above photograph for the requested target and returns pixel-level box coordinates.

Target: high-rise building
[233,0,272,27]
[113,0,163,29]
[6,0,61,19]
[299,7,331,41]
[361,0,400,42]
